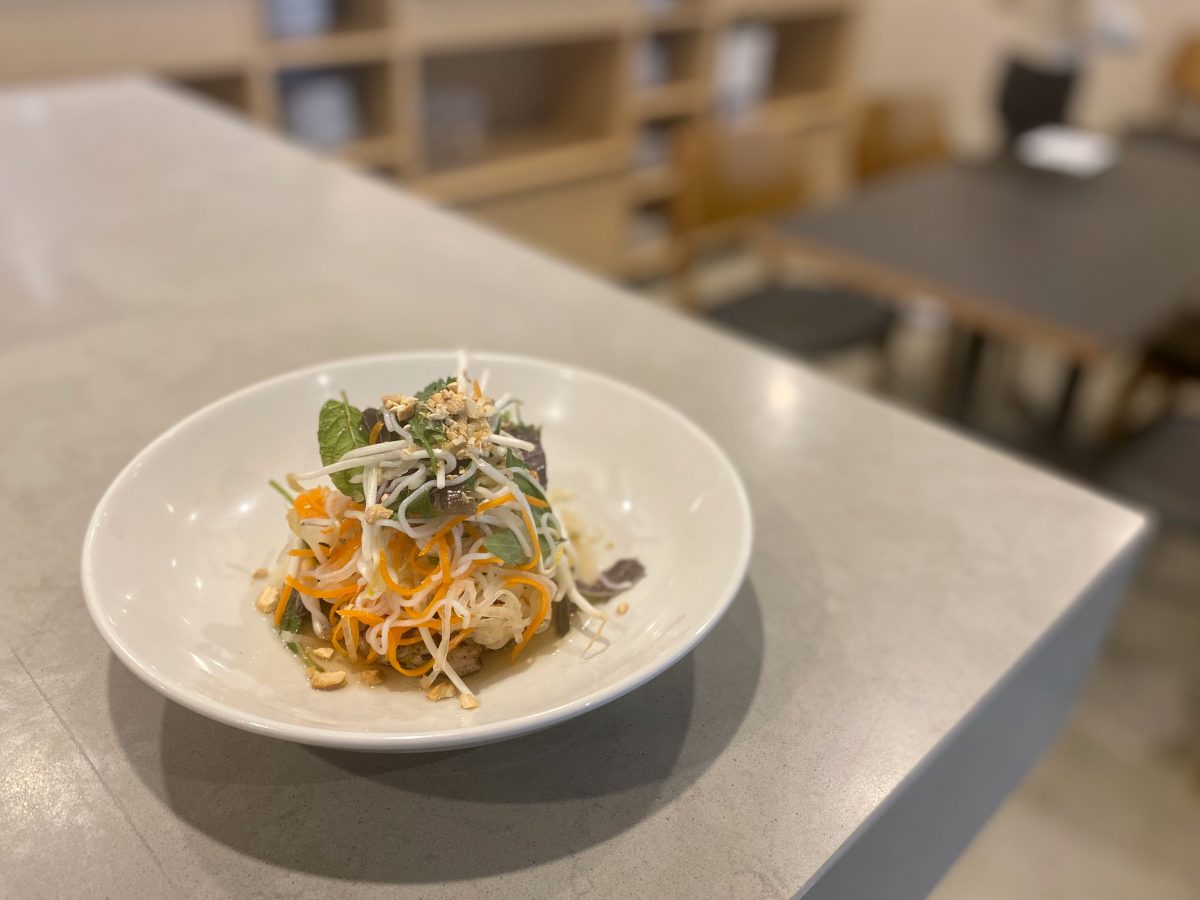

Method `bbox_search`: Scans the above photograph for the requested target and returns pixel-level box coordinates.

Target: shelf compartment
[714,0,853,19]
[277,61,394,151]
[765,10,852,101]
[639,0,707,33]
[460,172,628,273]
[266,30,393,67]
[262,0,392,39]
[634,81,704,119]
[336,134,400,168]
[414,137,627,205]
[407,0,627,52]
[630,165,682,203]
[633,31,703,90]
[418,36,623,197]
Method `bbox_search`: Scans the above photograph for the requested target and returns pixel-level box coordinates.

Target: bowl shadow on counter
[109,581,764,885]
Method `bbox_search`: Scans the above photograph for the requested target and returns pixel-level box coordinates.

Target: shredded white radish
[265,363,634,708]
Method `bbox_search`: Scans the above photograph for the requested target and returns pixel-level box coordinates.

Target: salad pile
[255,366,644,707]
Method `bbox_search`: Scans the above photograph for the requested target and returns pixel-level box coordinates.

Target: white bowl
[82,353,752,751]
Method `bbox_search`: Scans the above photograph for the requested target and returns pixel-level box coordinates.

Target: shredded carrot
[336,608,386,627]
[330,621,347,656]
[325,534,362,570]
[273,584,292,626]
[287,548,316,558]
[525,495,549,509]
[293,487,327,520]
[506,576,551,660]
[365,648,379,665]
[418,494,514,555]
[284,575,360,600]
[379,550,437,598]
[369,421,384,443]
[389,627,425,646]
[517,505,543,572]
[387,629,436,677]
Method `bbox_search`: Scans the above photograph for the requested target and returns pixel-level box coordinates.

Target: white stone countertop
[0,79,1148,899]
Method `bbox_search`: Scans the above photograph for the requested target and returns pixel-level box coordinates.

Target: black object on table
[707,284,896,360]
[996,57,1079,146]
[773,136,1200,433]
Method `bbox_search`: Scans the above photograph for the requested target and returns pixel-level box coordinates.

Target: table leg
[946,329,987,422]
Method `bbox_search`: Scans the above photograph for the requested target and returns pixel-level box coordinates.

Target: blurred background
[1,0,1198,895]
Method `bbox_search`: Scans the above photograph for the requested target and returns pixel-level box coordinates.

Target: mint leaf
[417,376,454,402]
[483,529,551,566]
[318,394,369,501]
[506,450,547,503]
[410,416,445,468]
[408,376,454,468]
[484,530,527,566]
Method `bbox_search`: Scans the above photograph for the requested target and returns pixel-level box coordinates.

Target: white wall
[854,0,1200,155]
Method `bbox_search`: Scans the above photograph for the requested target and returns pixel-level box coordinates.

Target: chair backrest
[677,119,803,234]
[856,94,950,182]
[1167,35,1200,105]
[995,57,1078,146]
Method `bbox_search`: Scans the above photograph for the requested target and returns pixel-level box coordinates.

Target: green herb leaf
[512,469,547,504]
[317,395,370,501]
[417,376,454,402]
[410,416,446,468]
[405,491,436,519]
[407,376,454,468]
[482,529,552,566]
[505,448,527,470]
[278,591,303,635]
[483,530,527,566]
[278,591,324,671]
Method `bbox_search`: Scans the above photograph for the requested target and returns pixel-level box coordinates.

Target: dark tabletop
[778,136,1200,355]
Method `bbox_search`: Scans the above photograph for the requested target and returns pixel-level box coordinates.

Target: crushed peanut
[382,394,417,421]
[616,601,629,616]
[308,669,346,690]
[310,647,335,661]
[459,693,480,710]
[426,682,457,702]
[251,567,269,581]
[360,668,384,686]
[255,585,279,613]
[363,503,392,524]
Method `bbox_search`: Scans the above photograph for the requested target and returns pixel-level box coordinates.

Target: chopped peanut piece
[458,693,480,710]
[255,585,279,613]
[363,504,392,524]
[360,668,384,686]
[426,682,457,702]
[309,670,346,690]
[251,567,269,581]
[616,601,629,616]
[310,647,334,661]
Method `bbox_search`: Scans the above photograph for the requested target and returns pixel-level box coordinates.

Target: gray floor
[643,257,1200,898]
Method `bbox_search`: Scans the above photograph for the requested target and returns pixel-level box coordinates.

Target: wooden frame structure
[0,0,860,281]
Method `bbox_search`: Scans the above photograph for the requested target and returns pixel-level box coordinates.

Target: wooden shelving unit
[0,0,859,283]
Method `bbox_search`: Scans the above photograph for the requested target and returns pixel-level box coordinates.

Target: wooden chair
[675,118,896,363]
[1166,34,1200,127]
[1107,308,1200,440]
[856,94,950,182]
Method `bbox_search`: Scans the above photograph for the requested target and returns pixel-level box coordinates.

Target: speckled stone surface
[0,79,1149,899]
